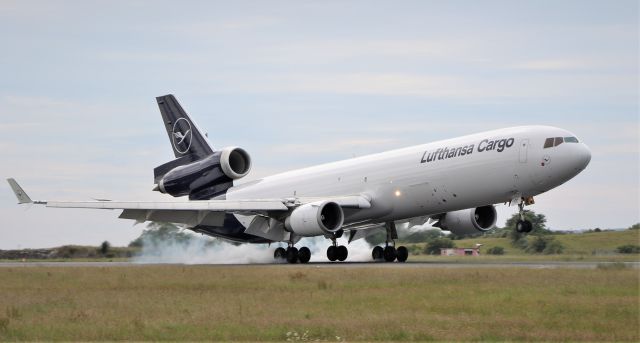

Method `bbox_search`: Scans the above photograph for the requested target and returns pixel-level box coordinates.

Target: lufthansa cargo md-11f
[7,95,591,263]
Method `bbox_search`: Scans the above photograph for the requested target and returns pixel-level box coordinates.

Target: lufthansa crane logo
[172,118,193,154]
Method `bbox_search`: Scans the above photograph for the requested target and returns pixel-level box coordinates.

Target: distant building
[440,245,482,256]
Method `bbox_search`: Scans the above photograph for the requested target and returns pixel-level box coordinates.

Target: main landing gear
[274,245,311,264]
[371,222,408,263]
[327,230,348,262]
[515,197,534,233]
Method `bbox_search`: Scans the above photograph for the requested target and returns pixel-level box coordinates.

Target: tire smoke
[133,231,374,264]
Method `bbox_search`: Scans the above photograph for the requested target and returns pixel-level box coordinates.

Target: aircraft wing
[7,178,371,228]
[45,200,288,211]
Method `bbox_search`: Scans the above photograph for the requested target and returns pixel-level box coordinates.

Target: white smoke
[299,236,374,262]
[133,233,274,264]
[133,231,375,264]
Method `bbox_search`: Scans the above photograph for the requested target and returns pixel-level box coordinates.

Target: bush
[525,236,564,254]
[128,222,198,249]
[543,240,564,254]
[628,223,639,230]
[408,245,422,256]
[423,237,455,255]
[402,229,443,243]
[616,245,640,254]
[364,230,387,246]
[486,246,505,255]
[505,211,550,243]
[100,241,110,255]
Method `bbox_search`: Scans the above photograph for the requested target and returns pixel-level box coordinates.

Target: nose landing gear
[515,197,534,233]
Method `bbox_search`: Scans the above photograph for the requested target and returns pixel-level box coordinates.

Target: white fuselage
[227,126,591,226]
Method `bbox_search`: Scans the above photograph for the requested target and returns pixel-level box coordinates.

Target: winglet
[7,178,33,204]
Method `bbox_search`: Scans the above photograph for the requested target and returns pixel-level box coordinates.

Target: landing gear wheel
[274,247,286,260]
[383,246,397,262]
[286,247,299,264]
[372,246,384,261]
[523,220,533,233]
[298,247,311,264]
[327,246,338,262]
[396,246,409,262]
[515,199,534,234]
[516,220,533,233]
[336,245,348,261]
[516,220,525,233]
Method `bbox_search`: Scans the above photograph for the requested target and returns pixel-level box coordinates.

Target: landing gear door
[519,139,529,163]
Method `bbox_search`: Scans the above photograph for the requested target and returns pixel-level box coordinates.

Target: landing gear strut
[371,222,408,262]
[515,197,533,233]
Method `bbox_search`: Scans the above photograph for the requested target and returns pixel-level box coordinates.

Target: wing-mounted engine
[436,205,497,236]
[284,201,344,237]
[155,147,252,200]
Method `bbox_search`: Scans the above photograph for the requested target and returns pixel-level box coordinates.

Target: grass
[0,265,637,341]
[409,229,640,261]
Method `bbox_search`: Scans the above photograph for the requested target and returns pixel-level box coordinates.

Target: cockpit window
[564,136,579,143]
[544,136,575,148]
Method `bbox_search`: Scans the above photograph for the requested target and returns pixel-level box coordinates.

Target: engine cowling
[156,147,251,199]
[438,205,497,236]
[219,146,252,180]
[285,201,344,237]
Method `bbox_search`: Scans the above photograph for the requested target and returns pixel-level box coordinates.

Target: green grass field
[0,265,637,341]
[410,230,640,262]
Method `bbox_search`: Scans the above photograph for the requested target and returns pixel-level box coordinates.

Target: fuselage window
[554,137,563,147]
[544,138,554,148]
[564,136,579,143]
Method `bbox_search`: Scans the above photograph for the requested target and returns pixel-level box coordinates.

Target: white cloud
[511,59,596,71]
[270,138,398,155]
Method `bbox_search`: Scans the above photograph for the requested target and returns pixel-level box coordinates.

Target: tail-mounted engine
[154,147,251,200]
[284,201,344,237]
[437,205,497,236]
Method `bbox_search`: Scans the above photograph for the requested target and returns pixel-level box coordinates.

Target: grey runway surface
[0,261,638,269]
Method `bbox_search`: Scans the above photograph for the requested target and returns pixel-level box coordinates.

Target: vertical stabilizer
[156,94,214,159]
[7,178,33,204]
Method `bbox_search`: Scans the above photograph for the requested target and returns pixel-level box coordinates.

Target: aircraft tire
[327,246,338,262]
[383,246,397,262]
[524,220,533,232]
[516,220,525,233]
[274,247,286,260]
[336,245,348,261]
[286,247,299,264]
[298,247,311,264]
[396,246,409,262]
[372,246,384,261]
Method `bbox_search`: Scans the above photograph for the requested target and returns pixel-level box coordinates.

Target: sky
[0,0,638,249]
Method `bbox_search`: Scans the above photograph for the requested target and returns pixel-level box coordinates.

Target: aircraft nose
[574,143,591,171]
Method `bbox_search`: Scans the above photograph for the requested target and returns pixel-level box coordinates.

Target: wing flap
[119,209,226,227]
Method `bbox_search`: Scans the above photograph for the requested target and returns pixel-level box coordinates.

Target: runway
[0,261,637,269]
